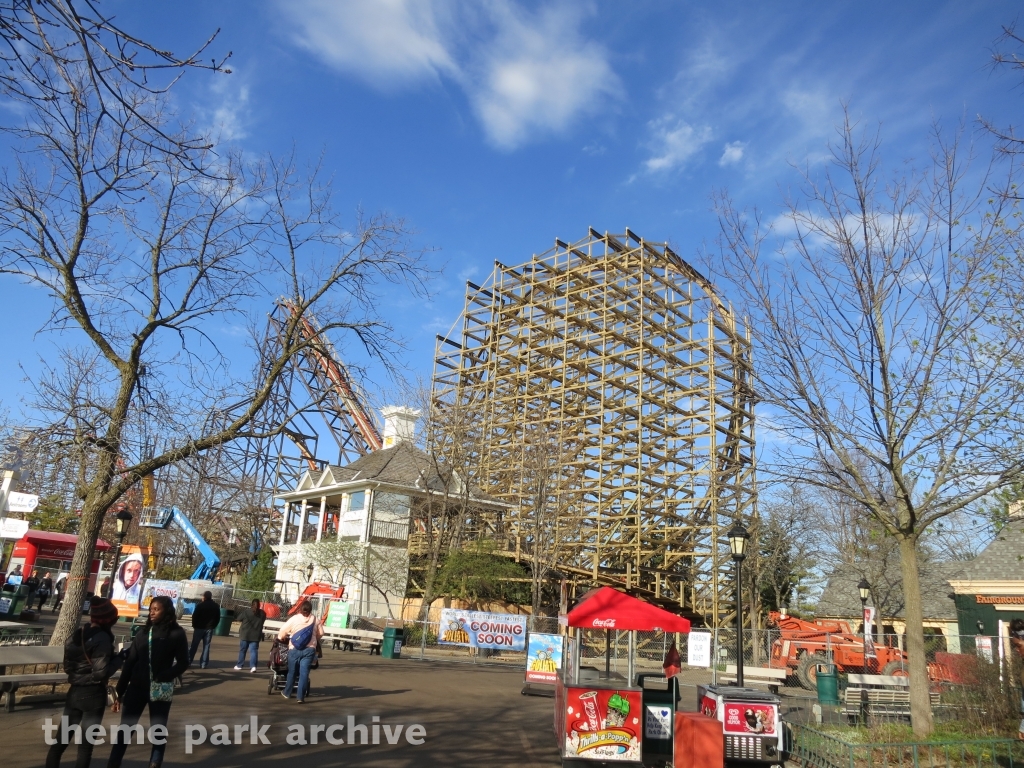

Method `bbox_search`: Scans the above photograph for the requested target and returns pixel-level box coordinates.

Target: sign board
[0,518,29,539]
[438,609,527,651]
[863,606,877,659]
[687,630,712,667]
[976,635,994,662]
[525,632,563,684]
[644,705,673,739]
[323,600,350,630]
[4,492,38,513]
[563,686,642,761]
[0,596,11,614]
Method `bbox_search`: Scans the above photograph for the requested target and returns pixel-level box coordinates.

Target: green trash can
[381,627,404,659]
[215,608,235,637]
[816,663,840,705]
[0,585,28,618]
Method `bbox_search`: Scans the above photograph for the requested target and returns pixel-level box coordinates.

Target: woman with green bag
[106,595,189,768]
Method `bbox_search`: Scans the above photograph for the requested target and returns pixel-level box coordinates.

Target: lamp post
[858,578,870,636]
[109,509,133,594]
[728,522,749,687]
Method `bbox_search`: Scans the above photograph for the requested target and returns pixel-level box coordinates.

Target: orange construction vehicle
[767,611,951,689]
[288,582,346,616]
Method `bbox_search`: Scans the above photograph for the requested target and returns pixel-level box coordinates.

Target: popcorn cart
[555,587,691,766]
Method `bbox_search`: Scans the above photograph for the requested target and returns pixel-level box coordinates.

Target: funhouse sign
[438,609,527,650]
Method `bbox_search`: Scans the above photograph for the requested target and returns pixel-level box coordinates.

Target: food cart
[698,684,783,764]
[555,587,691,766]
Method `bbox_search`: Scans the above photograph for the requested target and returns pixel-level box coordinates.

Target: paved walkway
[4,614,802,766]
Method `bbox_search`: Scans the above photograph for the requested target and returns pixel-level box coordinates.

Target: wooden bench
[324,628,383,654]
[840,673,939,722]
[0,646,65,712]
[262,619,384,654]
[717,665,788,694]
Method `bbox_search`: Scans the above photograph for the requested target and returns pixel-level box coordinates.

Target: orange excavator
[287,581,346,616]
[767,611,953,689]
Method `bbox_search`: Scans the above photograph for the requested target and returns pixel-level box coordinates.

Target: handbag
[148,629,174,702]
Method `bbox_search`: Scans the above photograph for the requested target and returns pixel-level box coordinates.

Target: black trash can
[638,672,680,764]
[381,627,404,659]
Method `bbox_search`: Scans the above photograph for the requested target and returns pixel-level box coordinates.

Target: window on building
[348,490,366,512]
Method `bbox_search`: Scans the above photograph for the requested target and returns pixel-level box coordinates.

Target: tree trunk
[897,533,934,737]
[51,492,109,645]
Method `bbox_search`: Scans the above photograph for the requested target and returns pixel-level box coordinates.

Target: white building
[273,407,509,619]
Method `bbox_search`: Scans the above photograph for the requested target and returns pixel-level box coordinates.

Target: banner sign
[723,701,778,736]
[525,632,563,684]
[110,545,149,618]
[976,636,993,662]
[863,606,877,659]
[687,630,712,667]
[141,580,180,611]
[438,609,527,650]
[323,600,350,630]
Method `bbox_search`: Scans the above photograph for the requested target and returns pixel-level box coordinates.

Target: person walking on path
[189,591,220,669]
[234,599,267,672]
[106,595,188,768]
[24,568,40,608]
[36,571,54,610]
[276,600,323,704]
[45,597,122,768]
[52,576,66,612]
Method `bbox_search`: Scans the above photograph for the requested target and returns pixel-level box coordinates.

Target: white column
[278,503,288,547]
[337,494,350,541]
[316,496,326,542]
[296,499,308,544]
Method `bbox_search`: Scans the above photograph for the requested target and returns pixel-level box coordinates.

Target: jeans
[46,702,106,768]
[237,640,259,668]
[189,629,214,668]
[36,591,50,610]
[106,698,171,768]
[284,646,316,701]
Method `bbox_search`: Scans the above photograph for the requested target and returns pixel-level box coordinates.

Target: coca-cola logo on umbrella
[592,618,616,628]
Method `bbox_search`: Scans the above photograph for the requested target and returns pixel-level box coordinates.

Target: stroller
[266,638,313,697]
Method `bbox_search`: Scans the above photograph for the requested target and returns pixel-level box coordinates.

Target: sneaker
[296,699,304,704]
[250,668,258,673]
[281,692,290,699]
[233,665,243,670]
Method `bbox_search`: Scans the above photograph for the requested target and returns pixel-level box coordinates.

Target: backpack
[291,622,314,650]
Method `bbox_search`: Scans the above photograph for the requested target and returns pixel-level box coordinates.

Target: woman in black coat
[106,596,189,768]
[46,597,121,768]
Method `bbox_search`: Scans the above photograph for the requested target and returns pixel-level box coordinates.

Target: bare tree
[305,538,407,618]
[709,115,1024,736]
[987,21,1024,159]
[0,8,430,645]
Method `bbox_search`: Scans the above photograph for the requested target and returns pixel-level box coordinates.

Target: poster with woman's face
[110,545,149,617]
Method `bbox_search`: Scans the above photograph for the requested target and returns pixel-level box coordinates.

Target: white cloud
[206,74,251,142]
[719,141,746,166]
[281,0,456,88]
[277,1,620,150]
[468,5,620,150]
[643,118,712,173]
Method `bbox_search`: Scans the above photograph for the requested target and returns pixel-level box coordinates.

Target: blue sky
[1,0,1021,440]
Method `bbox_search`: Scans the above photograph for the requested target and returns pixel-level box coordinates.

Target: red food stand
[8,531,110,592]
[555,587,691,765]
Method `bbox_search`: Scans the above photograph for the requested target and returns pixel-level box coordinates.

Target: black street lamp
[858,578,870,630]
[729,522,749,687]
[109,509,133,595]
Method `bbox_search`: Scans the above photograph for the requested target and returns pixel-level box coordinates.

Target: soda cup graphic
[579,691,600,731]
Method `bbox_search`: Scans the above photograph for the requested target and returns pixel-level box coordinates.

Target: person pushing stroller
[276,600,323,704]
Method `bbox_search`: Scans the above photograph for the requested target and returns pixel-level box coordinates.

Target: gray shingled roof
[323,442,503,505]
[958,517,1024,581]
[815,561,959,621]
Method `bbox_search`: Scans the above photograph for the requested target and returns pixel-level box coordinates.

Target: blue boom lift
[138,506,221,580]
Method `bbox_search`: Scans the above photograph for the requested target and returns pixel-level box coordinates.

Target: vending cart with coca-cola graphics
[554,587,691,766]
[697,684,784,764]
